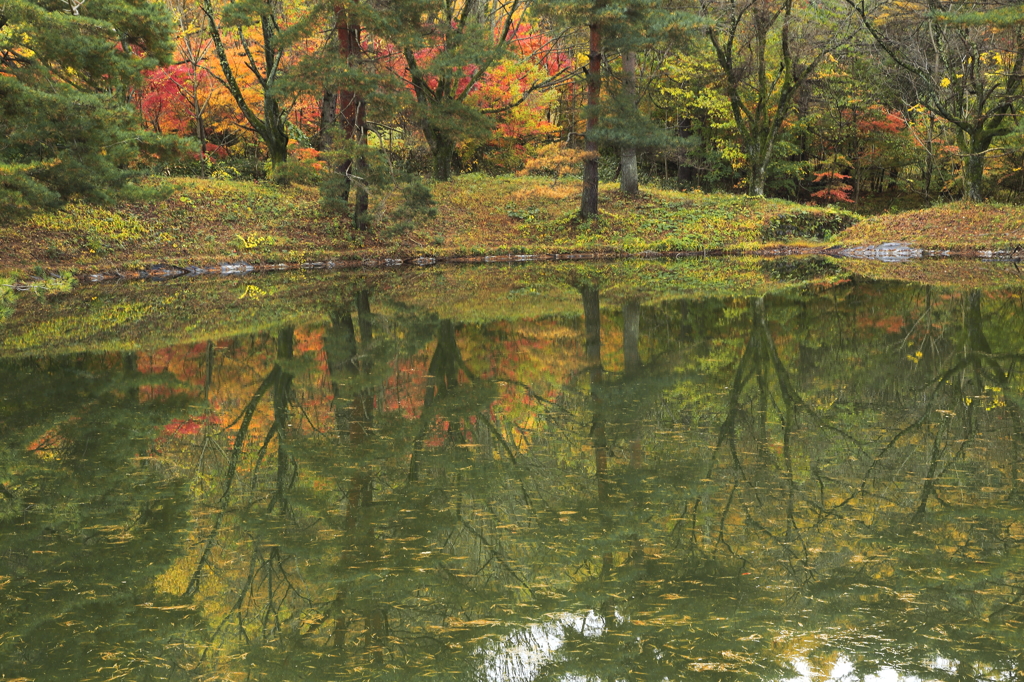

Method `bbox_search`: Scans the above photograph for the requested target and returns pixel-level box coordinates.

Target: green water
[3,262,1024,681]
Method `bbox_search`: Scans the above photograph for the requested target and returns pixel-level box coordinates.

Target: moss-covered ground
[0,174,857,281]
[839,201,1024,251]
[6,172,1024,291]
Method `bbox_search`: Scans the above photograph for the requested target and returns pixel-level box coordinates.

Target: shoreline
[9,242,1014,290]
[6,175,1024,290]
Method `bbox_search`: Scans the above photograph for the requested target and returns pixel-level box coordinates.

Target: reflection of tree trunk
[346,471,373,527]
[716,297,804,464]
[356,289,373,348]
[204,340,214,401]
[326,304,358,431]
[424,320,465,408]
[583,287,602,371]
[582,287,607,505]
[184,367,278,598]
[330,590,349,650]
[365,608,386,664]
[351,290,374,444]
[349,291,375,527]
[409,320,470,482]
[913,428,948,519]
[323,292,377,525]
[622,300,648,568]
[711,297,817,564]
[912,289,1021,512]
[324,290,375,439]
[269,327,295,514]
[123,352,139,403]
[324,294,385,659]
[623,299,641,377]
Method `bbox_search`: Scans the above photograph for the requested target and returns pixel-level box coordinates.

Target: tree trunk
[581,23,602,218]
[923,114,934,199]
[194,106,207,160]
[201,0,289,169]
[323,3,368,228]
[264,97,290,167]
[317,90,339,151]
[350,95,369,229]
[619,50,639,196]
[335,4,369,229]
[962,134,988,202]
[426,126,457,181]
[746,136,772,197]
[261,15,289,169]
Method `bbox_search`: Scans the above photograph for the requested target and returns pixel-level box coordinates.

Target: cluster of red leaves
[811,171,855,204]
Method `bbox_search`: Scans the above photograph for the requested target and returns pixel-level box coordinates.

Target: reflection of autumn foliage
[16,284,1024,680]
[857,314,906,334]
[164,413,221,435]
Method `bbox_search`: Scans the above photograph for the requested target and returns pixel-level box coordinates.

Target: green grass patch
[0,174,865,278]
[840,201,1024,250]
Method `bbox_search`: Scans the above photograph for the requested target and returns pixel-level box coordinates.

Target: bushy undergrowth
[763,208,861,240]
[840,201,1024,249]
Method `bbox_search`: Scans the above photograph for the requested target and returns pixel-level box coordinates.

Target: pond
[3,257,1024,681]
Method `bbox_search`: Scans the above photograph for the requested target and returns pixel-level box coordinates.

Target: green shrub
[762,208,860,240]
[28,204,152,253]
[269,159,323,186]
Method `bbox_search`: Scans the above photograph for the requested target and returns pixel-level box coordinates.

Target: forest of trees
[5,0,1024,222]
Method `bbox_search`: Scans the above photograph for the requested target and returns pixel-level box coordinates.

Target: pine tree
[536,0,690,216]
[0,0,174,215]
[375,0,527,181]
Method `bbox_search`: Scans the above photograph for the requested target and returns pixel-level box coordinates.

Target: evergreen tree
[537,0,689,216]
[378,0,527,181]
[0,0,174,215]
[601,9,691,197]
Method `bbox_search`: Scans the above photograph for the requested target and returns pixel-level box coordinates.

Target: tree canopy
[7,0,1024,222]
[0,0,176,213]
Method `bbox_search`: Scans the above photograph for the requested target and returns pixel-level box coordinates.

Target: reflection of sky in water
[481,611,607,682]
[482,615,969,682]
[786,654,959,682]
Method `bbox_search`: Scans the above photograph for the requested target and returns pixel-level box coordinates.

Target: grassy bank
[0,174,856,280]
[840,201,1024,251]
[8,174,1024,286]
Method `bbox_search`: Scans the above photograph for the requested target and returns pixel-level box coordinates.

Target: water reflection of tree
[681,287,1024,678]
[10,282,1024,680]
[0,352,196,680]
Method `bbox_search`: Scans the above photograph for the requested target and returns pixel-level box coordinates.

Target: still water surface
[3,262,1024,681]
